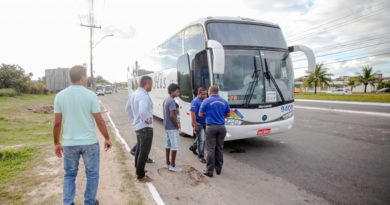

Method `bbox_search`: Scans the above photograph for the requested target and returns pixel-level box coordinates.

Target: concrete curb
[295,99,390,107]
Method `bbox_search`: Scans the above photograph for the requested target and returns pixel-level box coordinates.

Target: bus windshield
[207,22,287,49]
[215,49,293,106]
[105,86,112,91]
[215,49,264,106]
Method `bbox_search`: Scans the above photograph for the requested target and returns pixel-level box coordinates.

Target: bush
[24,82,47,95]
[377,82,390,90]
[0,64,48,95]
[0,88,18,97]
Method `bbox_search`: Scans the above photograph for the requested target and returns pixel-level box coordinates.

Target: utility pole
[81,0,100,90]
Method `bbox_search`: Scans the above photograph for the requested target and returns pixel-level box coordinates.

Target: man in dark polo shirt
[199,85,230,177]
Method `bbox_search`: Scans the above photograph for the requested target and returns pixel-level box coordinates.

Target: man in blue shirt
[125,76,154,182]
[53,65,112,205]
[199,85,230,177]
[189,87,208,163]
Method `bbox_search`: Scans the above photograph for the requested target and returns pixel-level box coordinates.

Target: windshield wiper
[243,56,260,107]
[264,58,285,103]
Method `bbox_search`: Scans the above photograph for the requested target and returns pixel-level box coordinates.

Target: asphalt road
[100,91,390,205]
[295,99,390,114]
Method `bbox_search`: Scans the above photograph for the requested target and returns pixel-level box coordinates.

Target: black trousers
[131,144,137,154]
[205,125,226,175]
[135,127,153,178]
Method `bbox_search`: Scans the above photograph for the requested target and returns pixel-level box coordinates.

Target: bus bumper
[224,116,294,141]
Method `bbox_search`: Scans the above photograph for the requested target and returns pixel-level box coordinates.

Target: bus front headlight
[225,118,243,126]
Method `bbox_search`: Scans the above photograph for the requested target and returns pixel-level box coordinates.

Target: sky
[0,0,389,82]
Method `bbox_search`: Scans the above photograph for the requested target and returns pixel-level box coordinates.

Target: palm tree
[347,77,359,92]
[305,64,333,94]
[356,66,377,93]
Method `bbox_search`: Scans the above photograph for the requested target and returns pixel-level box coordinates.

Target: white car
[96,86,105,96]
[96,89,105,96]
[326,88,352,95]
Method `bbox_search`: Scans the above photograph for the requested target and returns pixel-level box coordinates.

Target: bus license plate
[257,128,271,136]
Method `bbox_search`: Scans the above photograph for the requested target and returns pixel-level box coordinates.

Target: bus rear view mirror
[288,45,316,73]
[207,40,225,74]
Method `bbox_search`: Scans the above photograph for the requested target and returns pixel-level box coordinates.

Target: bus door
[192,50,210,96]
[176,54,194,135]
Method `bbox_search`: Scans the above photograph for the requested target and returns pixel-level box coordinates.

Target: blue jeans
[196,123,206,158]
[63,143,100,205]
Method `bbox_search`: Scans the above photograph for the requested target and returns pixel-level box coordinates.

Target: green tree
[356,66,377,93]
[377,79,390,90]
[94,75,111,85]
[305,64,333,94]
[347,77,359,92]
[0,64,32,92]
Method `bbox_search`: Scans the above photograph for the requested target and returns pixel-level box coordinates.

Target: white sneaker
[164,164,170,169]
[169,165,182,172]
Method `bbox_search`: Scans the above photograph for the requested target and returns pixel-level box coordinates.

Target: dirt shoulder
[0,124,154,205]
[99,92,332,205]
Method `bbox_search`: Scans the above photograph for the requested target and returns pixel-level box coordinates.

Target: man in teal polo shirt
[53,65,112,205]
[199,85,230,177]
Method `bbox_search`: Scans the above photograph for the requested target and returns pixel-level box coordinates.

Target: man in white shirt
[125,76,154,182]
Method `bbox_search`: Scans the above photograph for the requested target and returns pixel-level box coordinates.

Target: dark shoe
[146,158,154,163]
[203,171,213,178]
[130,151,135,156]
[199,158,206,164]
[189,146,198,156]
[95,199,99,205]
[137,175,152,183]
[216,169,221,175]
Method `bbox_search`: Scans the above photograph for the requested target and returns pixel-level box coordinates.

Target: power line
[289,4,390,41]
[299,49,390,63]
[310,32,390,52]
[294,51,390,69]
[288,4,390,42]
[287,0,389,39]
[293,40,390,62]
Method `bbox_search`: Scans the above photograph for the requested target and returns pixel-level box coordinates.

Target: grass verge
[295,93,390,103]
[0,88,19,97]
[0,94,54,203]
[107,127,143,205]
[0,147,36,185]
[0,94,54,145]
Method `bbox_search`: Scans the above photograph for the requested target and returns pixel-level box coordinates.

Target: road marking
[146,183,166,205]
[101,103,166,205]
[295,99,390,107]
[106,111,131,152]
[295,105,390,117]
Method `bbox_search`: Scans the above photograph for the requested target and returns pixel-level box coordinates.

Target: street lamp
[94,34,114,48]
[90,34,114,90]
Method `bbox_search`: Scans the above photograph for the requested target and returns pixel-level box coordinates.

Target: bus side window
[184,25,206,62]
[192,50,210,96]
[160,32,183,69]
[177,53,193,102]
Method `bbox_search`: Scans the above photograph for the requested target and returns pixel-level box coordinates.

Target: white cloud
[101,25,136,39]
[0,0,389,82]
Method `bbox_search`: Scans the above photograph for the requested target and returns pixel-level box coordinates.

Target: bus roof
[188,16,280,28]
[157,16,280,47]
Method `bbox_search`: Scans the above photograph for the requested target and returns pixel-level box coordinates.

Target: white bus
[128,17,315,141]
